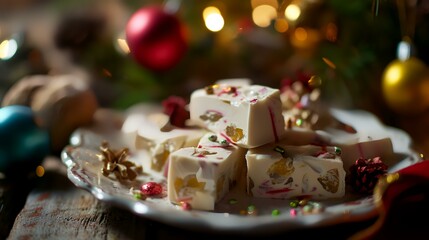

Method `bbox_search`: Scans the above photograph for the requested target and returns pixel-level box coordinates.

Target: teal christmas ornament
[0,105,50,175]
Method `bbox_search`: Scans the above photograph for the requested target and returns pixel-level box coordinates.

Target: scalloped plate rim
[60,107,421,234]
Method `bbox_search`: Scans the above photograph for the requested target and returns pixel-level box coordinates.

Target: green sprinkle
[271,209,280,216]
[208,135,218,142]
[303,204,313,213]
[220,139,228,146]
[133,193,142,199]
[295,118,303,126]
[228,198,238,204]
[335,146,342,155]
[247,204,256,212]
[289,200,299,208]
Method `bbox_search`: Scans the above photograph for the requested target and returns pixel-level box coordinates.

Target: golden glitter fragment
[205,84,218,94]
[322,57,336,69]
[99,141,142,181]
[308,75,322,88]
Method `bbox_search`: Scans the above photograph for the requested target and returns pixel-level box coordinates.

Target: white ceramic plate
[61,107,420,234]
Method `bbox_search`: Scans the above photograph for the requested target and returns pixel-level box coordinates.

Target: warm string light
[252,5,277,27]
[284,4,301,21]
[203,6,224,32]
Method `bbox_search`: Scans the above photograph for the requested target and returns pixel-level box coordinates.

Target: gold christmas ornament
[381,57,429,115]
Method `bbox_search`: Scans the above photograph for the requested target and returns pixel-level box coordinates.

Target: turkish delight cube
[168,133,246,210]
[246,144,346,200]
[189,84,285,148]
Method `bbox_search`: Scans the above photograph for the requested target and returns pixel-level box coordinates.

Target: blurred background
[0,0,429,130]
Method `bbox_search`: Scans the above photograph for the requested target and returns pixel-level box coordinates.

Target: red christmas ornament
[125,6,187,72]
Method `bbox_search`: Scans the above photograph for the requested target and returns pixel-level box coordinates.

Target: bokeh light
[0,39,18,60]
[252,5,277,27]
[294,27,307,41]
[36,165,45,177]
[203,6,224,32]
[285,4,301,21]
[116,38,130,54]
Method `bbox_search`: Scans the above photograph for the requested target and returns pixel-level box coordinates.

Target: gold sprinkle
[308,75,322,88]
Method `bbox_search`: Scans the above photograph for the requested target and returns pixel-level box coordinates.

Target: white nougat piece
[189,84,285,148]
[168,133,246,211]
[246,144,346,200]
[124,109,206,172]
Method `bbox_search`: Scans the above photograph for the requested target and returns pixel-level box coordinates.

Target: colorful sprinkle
[218,86,238,96]
[208,135,218,142]
[302,204,313,213]
[205,85,216,95]
[220,139,228,146]
[290,209,297,216]
[228,198,238,204]
[335,146,342,155]
[247,204,256,212]
[289,200,299,208]
[141,182,163,196]
[299,199,308,206]
[133,193,142,199]
[247,205,257,215]
[271,209,280,216]
[180,201,192,211]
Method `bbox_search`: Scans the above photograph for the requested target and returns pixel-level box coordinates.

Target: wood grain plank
[0,177,33,240]
[7,157,151,240]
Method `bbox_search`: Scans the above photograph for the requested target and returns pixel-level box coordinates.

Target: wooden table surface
[1,113,428,240]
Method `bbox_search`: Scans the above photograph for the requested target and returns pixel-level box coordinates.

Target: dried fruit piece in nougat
[168,133,246,211]
[189,84,285,148]
[246,144,346,200]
